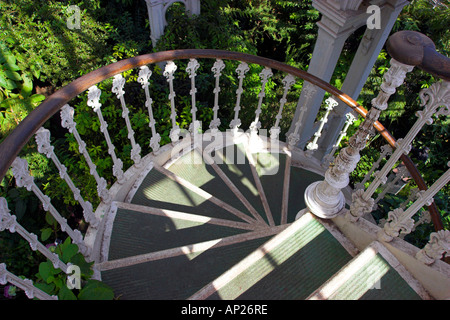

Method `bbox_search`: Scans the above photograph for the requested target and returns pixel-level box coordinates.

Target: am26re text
[181,304,268,317]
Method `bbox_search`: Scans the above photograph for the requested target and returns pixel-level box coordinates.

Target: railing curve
[0,48,443,231]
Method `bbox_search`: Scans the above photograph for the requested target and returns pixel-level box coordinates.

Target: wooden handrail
[0,49,443,230]
[386,30,450,82]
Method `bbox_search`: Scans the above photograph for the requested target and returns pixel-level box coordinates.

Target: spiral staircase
[0,29,449,300]
[92,136,431,300]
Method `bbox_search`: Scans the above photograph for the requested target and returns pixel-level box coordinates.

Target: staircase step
[189,213,354,300]
[307,241,432,300]
[287,166,323,223]
[252,151,287,226]
[105,203,257,261]
[166,149,264,225]
[212,144,269,224]
[100,228,287,299]
[129,163,253,223]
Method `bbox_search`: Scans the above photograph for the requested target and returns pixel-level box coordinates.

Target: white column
[286,0,369,149]
[145,0,201,47]
[145,0,166,47]
[305,58,413,219]
[185,0,201,16]
[315,0,409,160]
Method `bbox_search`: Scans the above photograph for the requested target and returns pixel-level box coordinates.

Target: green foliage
[0,0,112,87]
[0,44,45,141]
[34,237,115,300]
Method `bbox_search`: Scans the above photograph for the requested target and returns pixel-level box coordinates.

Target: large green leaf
[0,71,17,90]
[78,280,114,300]
[20,74,33,98]
[58,284,77,300]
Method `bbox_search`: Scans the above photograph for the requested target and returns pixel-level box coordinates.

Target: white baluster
[112,74,142,166]
[163,61,181,144]
[60,104,111,204]
[250,67,273,137]
[270,74,296,141]
[306,97,339,156]
[373,165,410,206]
[416,230,450,265]
[354,144,393,190]
[306,58,413,219]
[210,59,226,133]
[230,62,250,133]
[0,197,68,272]
[87,85,125,184]
[35,128,98,228]
[137,66,161,153]
[11,157,90,257]
[186,59,201,135]
[287,82,317,148]
[0,264,58,300]
[358,80,449,210]
[378,162,450,242]
[322,112,357,167]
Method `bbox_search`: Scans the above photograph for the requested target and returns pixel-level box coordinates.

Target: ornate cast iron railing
[0,31,448,299]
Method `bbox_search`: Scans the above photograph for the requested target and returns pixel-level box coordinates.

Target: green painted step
[107,207,249,261]
[166,149,256,223]
[191,213,353,300]
[330,254,423,300]
[287,166,323,223]
[253,152,286,225]
[212,144,269,223]
[101,235,273,300]
[130,165,247,223]
[308,242,429,300]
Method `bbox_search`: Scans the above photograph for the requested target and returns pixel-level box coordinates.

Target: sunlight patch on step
[254,152,280,176]
[142,177,209,207]
[308,246,389,300]
[181,239,222,261]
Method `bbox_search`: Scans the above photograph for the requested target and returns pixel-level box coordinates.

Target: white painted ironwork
[306,96,339,155]
[87,85,125,184]
[351,80,449,221]
[0,263,58,300]
[230,62,250,133]
[306,58,413,219]
[138,66,161,153]
[322,112,357,167]
[210,59,226,132]
[60,104,111,204]
[11,157,90,257]
[163,61,181,143]
[186,58,201,134]
[354,144,393,190]
[250,67,273,137]
[373,165,410,206]
[416,230,450,265]
[287,82,317,148]
[270,74,296,140]
[0,197,69,272]
[378,162,450,242]
[35,127,98,228]
[112,74,142,166]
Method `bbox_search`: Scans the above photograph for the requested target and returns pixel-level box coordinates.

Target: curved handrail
[0,49,443,230]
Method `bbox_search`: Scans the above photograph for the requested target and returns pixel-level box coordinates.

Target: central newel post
[304,58,414,219]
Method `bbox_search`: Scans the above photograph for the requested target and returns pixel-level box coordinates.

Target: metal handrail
[0,48,443,230]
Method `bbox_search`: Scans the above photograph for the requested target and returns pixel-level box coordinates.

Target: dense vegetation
[0,0,448,299]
